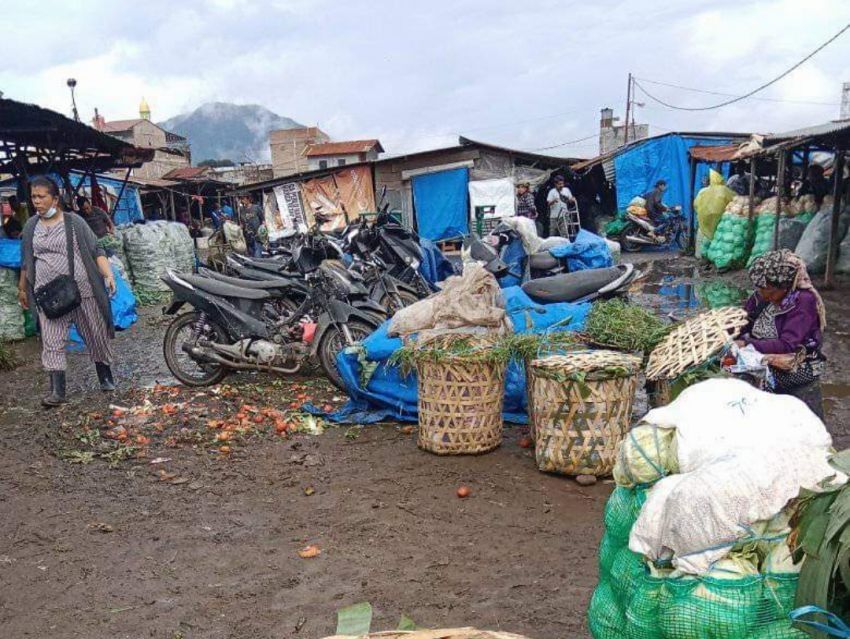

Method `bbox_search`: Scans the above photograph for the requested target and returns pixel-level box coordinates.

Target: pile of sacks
[704,196,754,270]
[121,221,195,295]
[588,378,842,639]
[0,267,24,341]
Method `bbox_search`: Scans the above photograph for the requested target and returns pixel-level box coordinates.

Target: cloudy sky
[2,0,849,158]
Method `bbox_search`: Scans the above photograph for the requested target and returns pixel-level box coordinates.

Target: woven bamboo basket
[416,357,506,455]
[530,351,641,476]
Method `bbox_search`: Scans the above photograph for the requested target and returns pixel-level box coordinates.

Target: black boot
[42,371,67,407]
[95,363,115,392]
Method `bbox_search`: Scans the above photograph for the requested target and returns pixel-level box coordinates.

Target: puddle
[631,265,748,317]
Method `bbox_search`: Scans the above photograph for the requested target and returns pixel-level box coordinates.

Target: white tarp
[628,378,841,574]
[468,178,515,219]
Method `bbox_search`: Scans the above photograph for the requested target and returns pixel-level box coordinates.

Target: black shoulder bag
[33,216,82,319]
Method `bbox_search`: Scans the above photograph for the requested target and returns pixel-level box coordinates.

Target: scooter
[619,206,687,253]
[520,263,638,304]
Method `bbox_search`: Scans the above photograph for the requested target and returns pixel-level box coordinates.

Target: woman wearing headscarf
[738,249,826,418]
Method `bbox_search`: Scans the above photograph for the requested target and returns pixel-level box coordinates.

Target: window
[318,160,328,169]
[337,159,346,166]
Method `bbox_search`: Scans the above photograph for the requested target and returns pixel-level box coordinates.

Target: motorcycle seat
[529,252,560,271]
[198,268,298,290]
[521,266,627,303]
[181,273,270,300]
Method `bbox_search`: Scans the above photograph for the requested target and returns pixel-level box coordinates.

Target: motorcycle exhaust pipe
[187,343,303,374]
[624,235,657,246]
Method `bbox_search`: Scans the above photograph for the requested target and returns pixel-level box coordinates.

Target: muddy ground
[1,253,848,639]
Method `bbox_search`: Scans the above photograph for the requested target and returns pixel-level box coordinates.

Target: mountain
[159,102,303,163]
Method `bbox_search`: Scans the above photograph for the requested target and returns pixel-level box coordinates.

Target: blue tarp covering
[70,172,144,226]
[548,229,613,271]
[0,239,22,268]
[413,168,469,241]
[419,238,455,285]
[613,134,733,233]
[69,265,138,348]
[499,238,526,288]
[320,286,592,424]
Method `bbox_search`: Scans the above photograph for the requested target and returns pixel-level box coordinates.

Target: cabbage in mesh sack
[588,581,627,639]
[613,424,678,488]
[705,212,754,271]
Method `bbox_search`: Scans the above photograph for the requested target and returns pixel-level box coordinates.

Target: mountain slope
[159,102,303,163]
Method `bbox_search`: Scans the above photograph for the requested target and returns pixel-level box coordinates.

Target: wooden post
[169,190,176,221]
[747,156,757,222]
[772,151,786,251]
[687,156,698,251]
[824,148,846,288]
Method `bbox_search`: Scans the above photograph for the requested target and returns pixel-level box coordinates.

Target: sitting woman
[737,249,826,419]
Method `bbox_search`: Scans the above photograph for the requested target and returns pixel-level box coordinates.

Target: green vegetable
[613,424,678,488]
[390,334,512,376]
[583,299,669,353]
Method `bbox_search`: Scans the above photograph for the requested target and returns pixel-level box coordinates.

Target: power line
[634,22,850,112]
[635,77,840,107]
[533,133,599,151]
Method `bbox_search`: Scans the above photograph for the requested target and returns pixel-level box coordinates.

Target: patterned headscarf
[748,249,826,328]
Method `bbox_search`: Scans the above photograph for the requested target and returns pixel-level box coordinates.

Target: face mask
[41,206,58,219]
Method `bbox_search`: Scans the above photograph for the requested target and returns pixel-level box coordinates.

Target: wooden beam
[747,156,756,222]
[687,156,698,252]
[824,148,846,288]
[772,151,786,251]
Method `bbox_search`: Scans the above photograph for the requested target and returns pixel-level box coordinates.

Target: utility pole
[623,73,632,146]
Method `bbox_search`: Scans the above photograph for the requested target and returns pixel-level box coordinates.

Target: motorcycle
[466,221,568,284]
[618,206,687,253]
[521,264,638,304]
[161,238,382,391]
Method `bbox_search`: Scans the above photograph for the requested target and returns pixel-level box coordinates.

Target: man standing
[515,182,537,220]
[76,195,114,239]
[238,194,264,257]
[546,174,575,238]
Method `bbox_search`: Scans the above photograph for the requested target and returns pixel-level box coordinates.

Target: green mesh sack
[705,213,754,271]
[796,212,815,225]
[589,581,627,639]
[599,531,622,579]
[604,487,638,542]
[660,575,762,639]
[747,214,778,267]
[760,574,800,626]
[610,547,647,606]
[751,620,808,639]
[625,571,667,639]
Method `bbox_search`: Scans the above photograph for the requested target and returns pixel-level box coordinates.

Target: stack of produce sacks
[588,378,843,639]
[122,221,195,298]
[796,197,848,274]
[694,169,736,258]
[705,196,754,270]
[0,267,24,341]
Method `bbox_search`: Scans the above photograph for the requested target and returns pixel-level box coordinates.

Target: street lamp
[67,78,79,122]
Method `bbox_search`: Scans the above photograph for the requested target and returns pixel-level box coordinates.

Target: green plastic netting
[599,531,620,579]
[589,582,627,639]
[705,213,754,271]
[747,214,777,267]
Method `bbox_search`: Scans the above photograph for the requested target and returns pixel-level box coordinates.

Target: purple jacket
[742,289,822,355]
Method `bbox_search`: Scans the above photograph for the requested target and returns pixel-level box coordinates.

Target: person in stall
[798,164,831,208]
[75,196,114,239]
[1,199,23,238]
[546,175,575,237]
[515,181,538,228]
[736,249,826,419]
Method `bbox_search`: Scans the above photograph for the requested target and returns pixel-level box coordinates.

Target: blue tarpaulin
[548,229,613,271]
[69,172,144,226]
[69,265,138,348]
[418,238,455,285]
[413,168,469,241]
[0,239,22,268]
[319,286,592,424]
[613,134,733,234]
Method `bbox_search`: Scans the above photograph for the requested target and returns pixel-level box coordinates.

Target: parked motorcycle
[161,238,382,391]
[521,264,638,304]
[618,206,687,253]
[467,221,568,283]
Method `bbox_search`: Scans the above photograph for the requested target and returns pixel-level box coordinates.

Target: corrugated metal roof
[769,119,850,140]
[689,144,743,162]
[98,119,145,133]
[162,167,211,180]
[304,139,383,156]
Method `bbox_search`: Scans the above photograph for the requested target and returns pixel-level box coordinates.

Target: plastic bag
[694,169,735,240]
[796,204,850,274]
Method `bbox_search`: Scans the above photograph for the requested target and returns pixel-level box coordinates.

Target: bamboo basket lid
[530,350,642,378]
[321,629,533,639]
[645,307,749,381]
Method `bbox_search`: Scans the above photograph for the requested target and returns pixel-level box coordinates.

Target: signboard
[269,182,308,238]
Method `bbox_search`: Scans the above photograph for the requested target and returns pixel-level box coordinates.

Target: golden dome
[139,97,151,120]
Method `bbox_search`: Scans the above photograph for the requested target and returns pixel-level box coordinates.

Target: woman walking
[18,176,117,407]
[737,249,827,419]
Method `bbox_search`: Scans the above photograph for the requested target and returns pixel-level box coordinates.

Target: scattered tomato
[518,436,533,449]
[456,486,471,499]
[298,544,321,558]
[235,412,247,421]
[218,445,231,455]
[111,408,125,418]
[275,421,289,434]
[216,432,231,442]
[289,402,299,409]
[252,415,265,425]
[135,435,151,446]
[322,404,333,413]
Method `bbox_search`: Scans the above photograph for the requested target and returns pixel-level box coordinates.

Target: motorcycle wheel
[618,225,644,253]
[163,311,230,387]
[317,319,376,391]
[379,289,419,315]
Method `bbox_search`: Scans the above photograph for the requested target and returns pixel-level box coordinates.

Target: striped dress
[33,220,113,371]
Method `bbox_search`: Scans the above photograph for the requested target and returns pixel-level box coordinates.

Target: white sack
[795,204,850,274]
[630,378,840,574]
